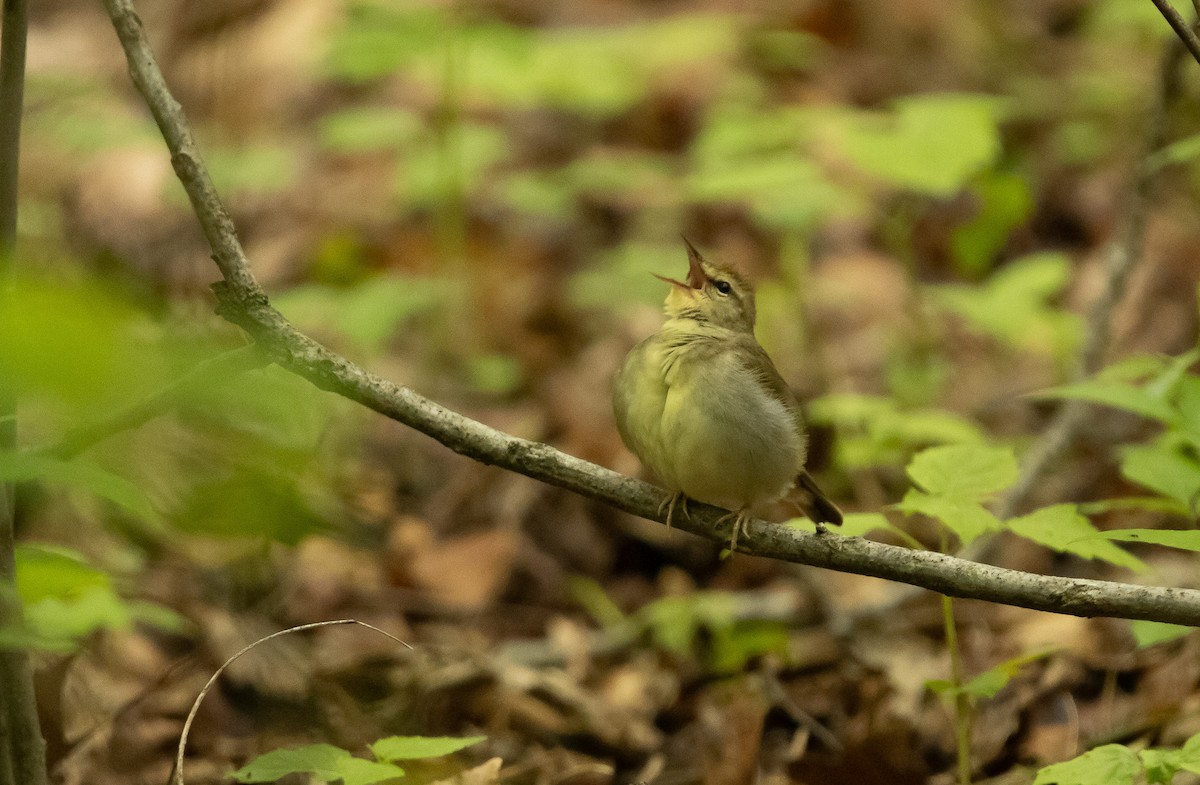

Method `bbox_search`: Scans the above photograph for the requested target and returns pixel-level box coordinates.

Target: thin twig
[1151,0,1200,68]
[98,0,1200,628]
[171,619,412,785]
[0,0,49,782]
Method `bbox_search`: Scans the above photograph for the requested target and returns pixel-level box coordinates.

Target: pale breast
[659,347,804,510]
[612,336,677,488]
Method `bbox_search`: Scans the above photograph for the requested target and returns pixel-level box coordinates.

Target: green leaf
[959,648,1056,698]
[1131,620,1193,648]
[568,577,626,628]
[950,169,1035,275]
[318,107,423,154]
[1140,747,1184,784]
[370,735,486,762]
[831,94,1006,196]
[1035,380,1179,424]
[896,490,999,546]
[1094,528,1200,552]
[1007,505,1146,571]
[935,252,1081,357]
[13,545,109,604]
[0,453,156,523]
[232,744,405,785]
[1032,744,1140,785]
[466,353,523,396]
[1119,444,1200,512]
[906,444,1018,499]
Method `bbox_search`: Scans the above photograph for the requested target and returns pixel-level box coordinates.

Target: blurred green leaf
[201,142,299,198]
[1119,443,1200,512]
[370,735,485,761]
[1033,744,1139,785]
[3,546,185,652]
[318,107,423,154]
[929,648,1055,700]
[466,353,523,396]
[1007,505,1146,571]
[810,393,984,470]
[935,252,1082,358]
[14,544,109,604]
[276,275,453,354]
[394,123,510,207]
[0,453,156,523]
[0,275,165,409]
[568,576,627,628]
[950,170,1034,275]
[232,744,405,785]
[1093,528,1200,552]
[1036,381,1178,424]
[1131,620,1193,649]
[831,94,1006,196]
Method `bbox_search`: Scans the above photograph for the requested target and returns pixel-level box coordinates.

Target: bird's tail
[789,470,843,526]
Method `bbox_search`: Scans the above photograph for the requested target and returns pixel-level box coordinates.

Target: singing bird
[613,239,841,550]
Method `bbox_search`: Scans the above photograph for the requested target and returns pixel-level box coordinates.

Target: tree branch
[99,0,1200,627]
[1151,0,1200,68]
[0,0,49,781]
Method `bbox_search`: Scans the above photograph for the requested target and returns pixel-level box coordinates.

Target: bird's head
[657,239,756,332]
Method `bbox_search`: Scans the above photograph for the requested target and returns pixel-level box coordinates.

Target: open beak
[653,237,709,290]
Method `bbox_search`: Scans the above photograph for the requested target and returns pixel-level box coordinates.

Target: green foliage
[1033,744,1140,785]
[928,648,1055,700]
[327,3,738,116]
[933,252,1082,358]
[393,122,510,209]
[201,142,299,199]
[318,107,424,154]
[369,736,487,761]
[233,735,486,784]
[810,393,985,470]
[275,275,456,355]
[687,102,861,231]
[0,545,185,652]
[893,446,1143,566]
[0,453,156,524]
[828,94,1007,197]
[1131,620,1193,648]
[1032,733,1200,785]
[0,274,167,409]
[1006,505,1146,571]
[896,444,1016,545]
[1037,349,1200,514]
[949,169,1035,276]
[906,444,1018,499]
[233,744,405,785]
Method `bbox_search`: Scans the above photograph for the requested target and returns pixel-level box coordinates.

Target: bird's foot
[657,492,691,531]
[716,508,753,552]
[815,521,829,535]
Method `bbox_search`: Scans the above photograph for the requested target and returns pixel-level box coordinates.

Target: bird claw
[716,509,753,552]
[658,492,690,531]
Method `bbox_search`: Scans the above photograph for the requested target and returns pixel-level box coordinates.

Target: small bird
[613,239,842,550]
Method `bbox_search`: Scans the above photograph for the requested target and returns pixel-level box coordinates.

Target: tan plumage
[613,239,841,550]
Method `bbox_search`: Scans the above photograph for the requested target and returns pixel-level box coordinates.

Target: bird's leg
[657,491,690,531]
[715,508,753,552]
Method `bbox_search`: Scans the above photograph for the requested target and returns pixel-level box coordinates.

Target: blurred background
[6,0,1200,783]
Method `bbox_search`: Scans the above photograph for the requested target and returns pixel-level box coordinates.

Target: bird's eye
[713,280,733,295]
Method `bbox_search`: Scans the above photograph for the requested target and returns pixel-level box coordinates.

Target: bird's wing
[731,336,806,443]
